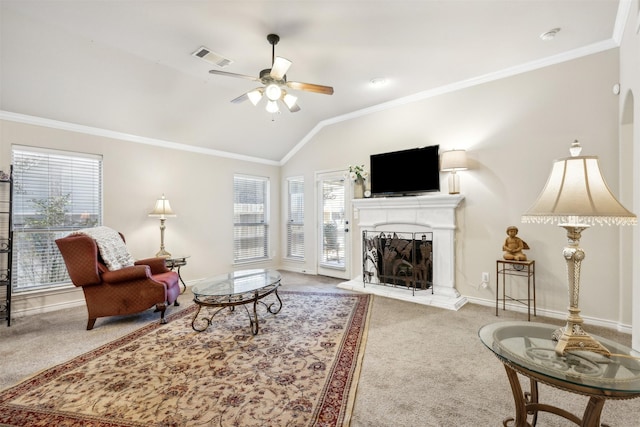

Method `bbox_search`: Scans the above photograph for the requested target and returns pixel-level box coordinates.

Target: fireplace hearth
[363,231,433,295]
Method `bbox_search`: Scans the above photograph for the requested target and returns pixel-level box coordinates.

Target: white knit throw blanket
[71,226,135,271]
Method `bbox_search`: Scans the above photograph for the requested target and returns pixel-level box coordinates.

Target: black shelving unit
[0,165,13,326]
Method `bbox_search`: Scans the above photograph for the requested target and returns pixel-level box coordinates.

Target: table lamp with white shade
[522,140,636,356]
[148,194,176,258]
[440,149,468,194]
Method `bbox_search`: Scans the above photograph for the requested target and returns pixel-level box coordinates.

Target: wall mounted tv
[369,145,440,196]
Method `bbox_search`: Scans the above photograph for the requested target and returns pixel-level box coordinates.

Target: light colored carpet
[1,271,638,426]
[349,289,637,427]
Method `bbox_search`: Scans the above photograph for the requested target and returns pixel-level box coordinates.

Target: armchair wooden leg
[156,303,167,324]
[173,299,180,307]
[86,318,96,330]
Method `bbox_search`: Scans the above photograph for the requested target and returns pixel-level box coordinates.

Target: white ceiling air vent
[192,46,233,68]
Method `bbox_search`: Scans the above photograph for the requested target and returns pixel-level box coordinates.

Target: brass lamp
[522,140,636,356]
[148,194,176,258]
[440,150,468,194]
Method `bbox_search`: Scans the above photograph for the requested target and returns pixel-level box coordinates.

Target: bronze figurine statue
[503,226,529,261]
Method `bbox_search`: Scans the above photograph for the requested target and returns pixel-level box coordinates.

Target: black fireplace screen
[362,231,434,295]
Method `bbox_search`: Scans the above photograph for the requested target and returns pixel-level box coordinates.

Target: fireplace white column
[338,194,467,310]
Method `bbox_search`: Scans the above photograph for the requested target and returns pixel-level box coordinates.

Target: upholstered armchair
[55,231,180,330]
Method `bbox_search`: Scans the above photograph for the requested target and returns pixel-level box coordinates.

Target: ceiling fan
[207,34,334,113]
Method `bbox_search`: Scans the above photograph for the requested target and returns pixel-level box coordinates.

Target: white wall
[0,119,281,314]
[282,48,629,329]
[619,1,640,353]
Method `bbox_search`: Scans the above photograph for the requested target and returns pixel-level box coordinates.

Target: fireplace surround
[337,194,467,310]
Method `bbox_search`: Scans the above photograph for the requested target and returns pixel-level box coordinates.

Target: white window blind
[12,146,103,292]
[286,177,304,259]
[233,175,269,263]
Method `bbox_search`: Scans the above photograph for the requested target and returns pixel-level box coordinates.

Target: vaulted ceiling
[1,1,623,164]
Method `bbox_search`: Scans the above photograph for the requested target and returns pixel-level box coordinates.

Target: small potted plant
[348,165,368,198]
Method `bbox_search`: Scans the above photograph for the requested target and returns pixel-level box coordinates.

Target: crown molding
[0,111,280,166]
[613,0,632,43]
[280,38,619,166]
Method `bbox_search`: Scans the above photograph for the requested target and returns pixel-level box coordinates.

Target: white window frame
[233,174,270,263]
[11,145,103,292]
[286,176,304,260]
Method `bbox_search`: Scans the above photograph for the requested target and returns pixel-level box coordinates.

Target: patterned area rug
[0,291,371,427]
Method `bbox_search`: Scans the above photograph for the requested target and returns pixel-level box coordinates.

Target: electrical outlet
[482,272,490,283]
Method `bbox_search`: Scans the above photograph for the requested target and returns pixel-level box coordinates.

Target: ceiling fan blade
[287,81,334,95]
[209,69,260,82]
[230,93,249,104]
[270,57,292,80]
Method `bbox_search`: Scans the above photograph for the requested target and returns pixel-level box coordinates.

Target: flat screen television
[369,145,440,196]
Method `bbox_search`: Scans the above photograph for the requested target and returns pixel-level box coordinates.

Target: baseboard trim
[11,286,86,318]
[8,275,632,336]
[466,296,632,335]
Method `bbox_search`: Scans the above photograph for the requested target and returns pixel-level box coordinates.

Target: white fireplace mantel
[337,194,467,310]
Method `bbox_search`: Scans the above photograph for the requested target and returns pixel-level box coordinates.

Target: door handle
[344,228,349,232]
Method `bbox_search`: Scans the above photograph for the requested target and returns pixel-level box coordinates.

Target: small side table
[496,259,536,321]
[165,255,189,293]
[479,321,640,427]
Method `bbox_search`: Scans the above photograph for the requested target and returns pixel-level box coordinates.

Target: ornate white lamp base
[156,248,172,258]
[156,218,171,258]
[553,225,610,357]
[553,319,611,357]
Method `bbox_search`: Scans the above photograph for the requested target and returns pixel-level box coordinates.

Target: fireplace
[362,231,433,295]
[338,194,467,310]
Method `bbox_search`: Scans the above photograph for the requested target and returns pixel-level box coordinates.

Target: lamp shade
[148,195,176,219]
[522,143,636,226]
[440,150,468,172]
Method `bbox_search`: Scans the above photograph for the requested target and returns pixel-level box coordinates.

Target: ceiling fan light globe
[247,90,263,106]
[266,100,279,113]
[283,93,298,109]
[265,84,282,101]
[270,57,292,80]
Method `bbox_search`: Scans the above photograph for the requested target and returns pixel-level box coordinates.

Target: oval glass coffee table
[191,269,282,335]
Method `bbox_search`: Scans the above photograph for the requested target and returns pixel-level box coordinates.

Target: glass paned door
[317,171,351,280]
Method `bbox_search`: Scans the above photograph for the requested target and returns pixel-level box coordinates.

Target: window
[320,177,346,266]
[12,146,102,292]
[233,175,269,263]
[286,177,304,259]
